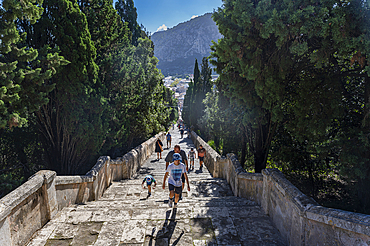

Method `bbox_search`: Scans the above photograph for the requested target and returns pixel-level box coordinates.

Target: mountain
[151,13,222,76]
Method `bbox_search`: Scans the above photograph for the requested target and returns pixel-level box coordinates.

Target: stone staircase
[27,127,285,246]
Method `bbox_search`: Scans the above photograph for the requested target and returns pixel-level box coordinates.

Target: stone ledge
[0,170,56,222]
[86,156,110,177]
[306,205,370,236]
[263,168,318,214]
[55,176,94,185]
[226,153,245,175]
[110,157,125,165]
[238,172,263,181]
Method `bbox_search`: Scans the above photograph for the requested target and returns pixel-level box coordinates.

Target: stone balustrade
[190,131,370,246]
[0,132,165,246]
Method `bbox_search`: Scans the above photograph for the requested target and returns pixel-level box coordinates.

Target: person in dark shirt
[155,138,163,159]
[165,145,188,191]
[166,132,172,148]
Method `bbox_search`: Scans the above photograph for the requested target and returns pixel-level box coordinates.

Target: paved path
[28,126,285,246]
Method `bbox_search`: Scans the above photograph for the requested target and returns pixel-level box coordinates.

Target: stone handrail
[190,131,370,246]
[0,132,165,246]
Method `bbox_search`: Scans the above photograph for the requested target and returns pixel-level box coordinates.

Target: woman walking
[155,138,163,159]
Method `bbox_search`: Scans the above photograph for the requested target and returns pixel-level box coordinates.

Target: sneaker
[168,198,173,208]
[173,203,177,209]
[148,192,151,197]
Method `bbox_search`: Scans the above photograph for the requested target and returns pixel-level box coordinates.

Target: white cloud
[156,24,168,32]
[191,15,198,19]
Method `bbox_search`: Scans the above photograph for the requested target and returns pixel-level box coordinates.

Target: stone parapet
[0,132,164,246]
[190,131,370,245]
[0,170,57,246]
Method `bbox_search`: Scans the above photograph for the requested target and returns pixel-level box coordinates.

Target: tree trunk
[240,129,247,169]
[253,123,269,173]
[251,116,277,173]
[359,74,370,213]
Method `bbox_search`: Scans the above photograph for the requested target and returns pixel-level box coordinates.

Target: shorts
[199,156,204,162]
[169,183,182,194]
[190,157,194,161]
[146,181,153,186]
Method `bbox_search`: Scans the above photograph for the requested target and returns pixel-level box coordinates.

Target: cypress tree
[78,0,129,60]
[115,0,142,46]
[190,59,201,128]
[200,57,212,95]
[26,0,101,174]
[211,0,370,174]
[183,81,194,125]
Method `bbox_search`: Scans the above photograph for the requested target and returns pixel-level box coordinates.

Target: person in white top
[162,153,190,208]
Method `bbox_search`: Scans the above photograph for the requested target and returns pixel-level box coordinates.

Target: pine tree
[0,0,66,128]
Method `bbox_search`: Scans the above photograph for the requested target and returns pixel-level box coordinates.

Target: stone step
[26,126,285,246]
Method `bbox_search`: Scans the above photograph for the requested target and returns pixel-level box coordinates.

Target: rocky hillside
[151,13,222,76]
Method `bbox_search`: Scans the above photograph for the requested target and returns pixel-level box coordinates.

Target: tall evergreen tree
[197,57,213,133]
[101,37,170,156]
[184,58,213,130]
[183,81,194,125]
[115,0,142,46]
[25,0,101,174]
[200,57,212,95]
[0,0,66,129]
[211,0,370,173]
[78,0,129,61]
[190,59,201,127]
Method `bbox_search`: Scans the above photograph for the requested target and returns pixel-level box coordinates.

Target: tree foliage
[183,58,213,132]
[115,0,142,46]
[101,37,171,157]
[22,0,102,174]
[210,0,370,172]
[202,0,370,212]
[0,0,67,129]
[1,0,172,195]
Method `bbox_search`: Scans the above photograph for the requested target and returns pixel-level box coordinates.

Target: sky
[130,0,223,34]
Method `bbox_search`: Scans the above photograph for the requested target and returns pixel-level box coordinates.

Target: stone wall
[190,131,370,246]
[0,170,57,246]
[0,132,164,246]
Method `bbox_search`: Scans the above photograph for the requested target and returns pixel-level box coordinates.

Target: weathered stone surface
[0,217,11,245]
[27,127,284,245]
[190,130,370,245]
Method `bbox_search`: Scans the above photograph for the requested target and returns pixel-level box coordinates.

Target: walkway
[27,126,285,246]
